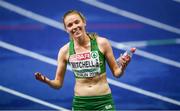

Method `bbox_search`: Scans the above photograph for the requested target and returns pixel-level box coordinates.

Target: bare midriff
[74,73,111,96]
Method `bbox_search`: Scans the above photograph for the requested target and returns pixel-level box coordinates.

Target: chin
[74,33,83,39]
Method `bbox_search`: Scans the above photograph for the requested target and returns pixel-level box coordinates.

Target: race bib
[69,51,100,77]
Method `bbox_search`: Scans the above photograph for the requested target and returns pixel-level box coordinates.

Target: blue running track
[0,0,180,110]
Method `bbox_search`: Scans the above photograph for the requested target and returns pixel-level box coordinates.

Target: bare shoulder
[58,42,69,59]
[59,42,69,53]
[96,36,111,48]
[96,36,110,46]
[96,36,111,54]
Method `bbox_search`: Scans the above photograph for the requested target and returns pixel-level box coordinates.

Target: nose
[72,23,78,30]
[71,25,80,33]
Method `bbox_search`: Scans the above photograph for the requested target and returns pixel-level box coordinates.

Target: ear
[84,21,86,27]
[66,29,69,33]
[65,27,69,33]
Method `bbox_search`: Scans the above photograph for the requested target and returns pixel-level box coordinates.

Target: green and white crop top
[68,33,106,78]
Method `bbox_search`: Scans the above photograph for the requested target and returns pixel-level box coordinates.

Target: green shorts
[72,94,115,111]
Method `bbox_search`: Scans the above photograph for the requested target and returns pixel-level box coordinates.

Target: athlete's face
[64,13,86,39]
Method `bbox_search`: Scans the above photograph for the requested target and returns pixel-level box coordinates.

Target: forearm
[114,48,136,77]
[116,57,121,68]
[106,57,125,78]
[113,58,126,78]
[113,66,124,78]
[46,79,62,89]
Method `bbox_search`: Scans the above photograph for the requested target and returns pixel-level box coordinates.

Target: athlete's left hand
[119,54,131,71]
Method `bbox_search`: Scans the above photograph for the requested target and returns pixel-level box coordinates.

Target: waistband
[73,93,112,102]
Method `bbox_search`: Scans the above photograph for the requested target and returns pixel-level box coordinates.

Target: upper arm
[54,44,69,84]
[97,37,121,76]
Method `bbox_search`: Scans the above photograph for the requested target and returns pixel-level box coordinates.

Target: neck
[74,33,90,46]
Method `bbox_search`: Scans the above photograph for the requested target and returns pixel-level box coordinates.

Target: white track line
[107,79,180,106]
[79,0,180,35]
[173,0,180,3]
[0,41,71,70]
[0,85,69,111]
[1,40,180,106]
[110,40,180,68]
[119,38,180,47]
[0,40,71,110]
[0,0,180,106]
[0,0,64,31]
[0,0,179,68]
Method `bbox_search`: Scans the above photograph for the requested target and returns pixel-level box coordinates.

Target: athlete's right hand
[35,72,48,83]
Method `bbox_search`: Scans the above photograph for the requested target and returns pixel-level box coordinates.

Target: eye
[67,23,72,28]
[75,20,80,24]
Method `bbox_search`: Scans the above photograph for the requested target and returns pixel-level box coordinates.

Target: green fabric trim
[89,34,106,74]
[69,33,106,78]
[73,94,115,110]
[69,40,75,55]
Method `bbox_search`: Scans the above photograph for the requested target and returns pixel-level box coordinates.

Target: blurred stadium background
[0,0,180,110]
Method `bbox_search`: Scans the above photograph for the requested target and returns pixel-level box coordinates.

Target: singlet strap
[69,33,97,55]
[69,40,75,55]
[88,33,106,74]
[88,33,98,51]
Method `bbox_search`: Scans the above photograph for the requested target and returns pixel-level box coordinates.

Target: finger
[122,62,127,67]
[120,54,123,58]
[120,58,127,64]
[35,74,42,80]
[120,60,128,70]
[122,56,131,64]
[35,73,39,79]
[43,76,46,82]
[120,61,126,68]
[35,72,41,77]
[35,72,41,76]
[124,56,131,62]
[37,74,46,82]
[35,73,44,81]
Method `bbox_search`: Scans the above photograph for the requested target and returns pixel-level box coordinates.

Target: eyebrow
[66,18,80,26]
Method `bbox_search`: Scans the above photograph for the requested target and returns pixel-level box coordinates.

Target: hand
[119,54,131,71]
[35,72,48,83]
